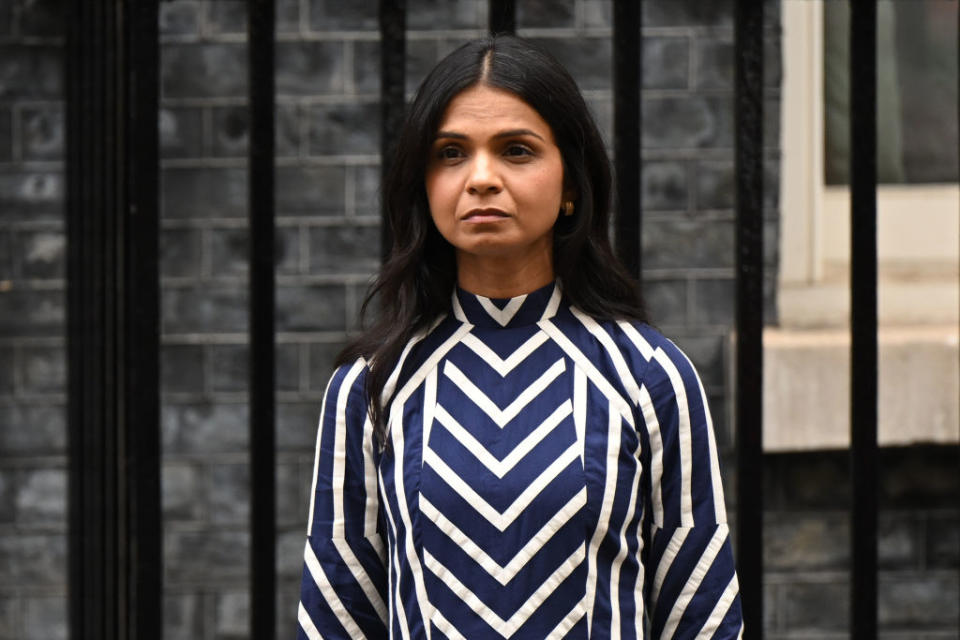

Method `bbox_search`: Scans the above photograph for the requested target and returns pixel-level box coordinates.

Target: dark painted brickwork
[0,1,956,639]
[0,0,69,638]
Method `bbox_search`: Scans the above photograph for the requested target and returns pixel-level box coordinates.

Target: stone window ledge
[755,326,959,452]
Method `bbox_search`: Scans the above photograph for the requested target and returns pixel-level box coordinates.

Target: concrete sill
[757,326,959,452]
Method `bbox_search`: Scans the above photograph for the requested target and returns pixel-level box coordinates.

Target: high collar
[452,281,562,329]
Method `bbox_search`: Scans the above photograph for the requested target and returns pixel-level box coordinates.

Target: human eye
[503,143,534,159]
[436,145,465,162]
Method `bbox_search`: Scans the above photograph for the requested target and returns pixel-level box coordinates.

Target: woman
[298,36,742,639]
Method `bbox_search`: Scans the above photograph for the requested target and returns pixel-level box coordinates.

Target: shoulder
[556,309,702,395]
[614,319,703,395]
[323,357,370,408]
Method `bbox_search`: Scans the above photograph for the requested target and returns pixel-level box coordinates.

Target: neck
[456,250,554,298]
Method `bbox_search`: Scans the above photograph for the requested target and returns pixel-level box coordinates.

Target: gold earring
[562,201,574,216]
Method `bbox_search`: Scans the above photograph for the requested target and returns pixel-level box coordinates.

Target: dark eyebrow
[433,128,546,142]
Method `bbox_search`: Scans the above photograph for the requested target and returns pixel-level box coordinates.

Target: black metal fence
[63,1,903,638]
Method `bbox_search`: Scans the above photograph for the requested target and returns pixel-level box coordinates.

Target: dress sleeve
[297,359,389,640]
[636,340,743,639]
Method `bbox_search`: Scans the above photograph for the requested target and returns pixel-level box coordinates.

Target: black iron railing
[65,1,162,639]
[734,1,765,634]
[248,0,277,637]
[61,2,899,639]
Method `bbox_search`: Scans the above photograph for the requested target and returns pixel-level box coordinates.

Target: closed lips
[463,208,510,220]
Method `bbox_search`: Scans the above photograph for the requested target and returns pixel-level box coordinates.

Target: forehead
[437,85,554,138]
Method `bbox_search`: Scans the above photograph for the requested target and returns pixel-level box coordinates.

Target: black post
[248,0,277,638]
[66,0,162,638]
[379,0,406,259]
[849,2,878,638]
[613,0,642,279]
[489,0,516,35]
[734,0,764,636]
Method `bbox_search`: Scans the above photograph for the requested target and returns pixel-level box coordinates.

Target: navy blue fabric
[297,282,743,639]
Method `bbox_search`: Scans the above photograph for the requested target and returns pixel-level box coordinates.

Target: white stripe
[420,489,586,585]
[422,368,438,470]
[585,403,624,636]
[378,466,410,640]
[678,347,727,524]
[638,385,666,526]
[617,321,655,361]
[632,506,647,639]
[652,527,690,604]
[380,326,429,407]
[661,526,727,640]
[423,545,585,636]
[430,608,468,640]
[361,412,380,539]
[538,319,635,427]
[393,323,474,407]
[330,360,388,622]
[307,369,340,535]
[573,366,587,467]
[652,346,694,526]
[541,284,563,320]
[571,307,641,406]
[389,398,436,640]
[433,400,573,478]
[423,443,580,531]
[303,541,367,639]
[546,600,587,639]
[443,358,566,427]
[477,293,527,326]
[298,601,324,640]
[610,441,642,640]
[461,330,550,376]
[382,322,473,640]
[451,290,468,323]
[697,572,740,637]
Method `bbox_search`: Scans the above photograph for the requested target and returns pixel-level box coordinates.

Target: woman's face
[425,84,567,273]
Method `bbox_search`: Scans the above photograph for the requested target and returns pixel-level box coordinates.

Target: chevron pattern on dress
[418,296,590,639]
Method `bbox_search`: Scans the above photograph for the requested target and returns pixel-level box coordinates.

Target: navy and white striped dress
[298,282,743,639]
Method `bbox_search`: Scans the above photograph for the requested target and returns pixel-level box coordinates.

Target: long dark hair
[337,35,647,444]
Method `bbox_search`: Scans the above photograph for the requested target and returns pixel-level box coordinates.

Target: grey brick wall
[0,1,957,639]
[0,0,69,638]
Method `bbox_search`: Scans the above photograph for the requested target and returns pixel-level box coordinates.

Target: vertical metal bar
[248,1,277,638]
[379,0,406,259]
[734,0,765,636]
[849,2,878,638]
[66,0,162,638]
[613,0,642,279]
[126,1,162,636]
[488,0,515,35]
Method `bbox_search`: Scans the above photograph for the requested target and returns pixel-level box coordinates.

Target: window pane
[824,0,958,185]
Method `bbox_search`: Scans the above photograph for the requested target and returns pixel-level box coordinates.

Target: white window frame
[761,1,958,451]
[779,0,958,328]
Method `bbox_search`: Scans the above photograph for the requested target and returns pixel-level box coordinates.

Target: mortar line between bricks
[158,273,374,287]
[0,455,67,467]
[159,155,380,168]
[0,335,63,346]
[161,94,381,107]
[161,217,380,230]
[161,331,351,345]
[643,267,736,279]
[0,392,65,405]
[0,160,64,169]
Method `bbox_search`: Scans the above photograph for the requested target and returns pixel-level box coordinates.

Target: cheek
[425,171,457,219]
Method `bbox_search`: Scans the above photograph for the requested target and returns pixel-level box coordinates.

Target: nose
[465,152,502,195]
